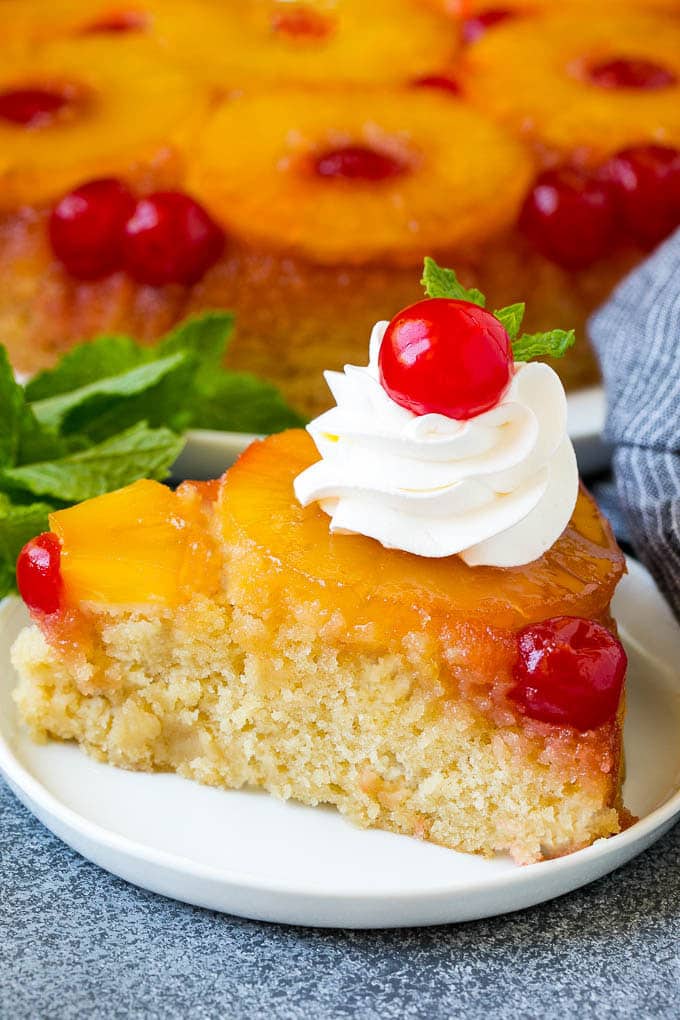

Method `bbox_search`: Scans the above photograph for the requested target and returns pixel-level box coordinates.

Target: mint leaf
[24,312,233,399]
[16,413,67,466]
[24,311,245,443]
[512,329,576,363]
[1,422,184,503]
[72,316,236,442]
[159,311,234,389]
[420,257,486,307]
[0,348,26,467]
[192,373,305,433]
[69,367,195,444]
[157,311,300,433]
[30,351,191,433]
[493,302,525,340]
[24,335,148,401]
[0,348,65,467]
[0,499,55,598]
[418,259,576,365]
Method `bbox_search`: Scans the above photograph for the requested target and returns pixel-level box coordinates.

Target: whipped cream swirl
[293,321,579,567]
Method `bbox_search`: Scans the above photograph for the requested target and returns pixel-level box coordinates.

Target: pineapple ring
[0,0,217,60]
[0,36,208,209]
[189,89,533,265]
[0,0,459,88]
[459,11,680,161]
[151,0,459,88]
[0,0,154,55]
[427,0,680,14]
[0,0,456,88]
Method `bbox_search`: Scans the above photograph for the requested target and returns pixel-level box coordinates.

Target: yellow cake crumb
[11,591,621,864]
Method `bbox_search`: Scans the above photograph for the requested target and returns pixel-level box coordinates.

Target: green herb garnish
[0,312,303,598]
[510,329,576,362]
[492,302,525,340]
[421,257,575,362]
[421,256,486,307]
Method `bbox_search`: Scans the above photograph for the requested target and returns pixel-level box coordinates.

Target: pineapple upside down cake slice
[11,262,630,864]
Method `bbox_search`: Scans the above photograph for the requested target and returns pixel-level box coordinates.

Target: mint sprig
[420,258,575,363]
[1,422,185,503]
[30,351,189,433]
[0,312,304,599]
[492,302,525,340]
[511,328,576,363]
[421,256,486,307]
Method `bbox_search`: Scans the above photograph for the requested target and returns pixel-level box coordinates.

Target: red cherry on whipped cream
[510,617,627,731]
[16,533,63,615]
[378,297,513,420]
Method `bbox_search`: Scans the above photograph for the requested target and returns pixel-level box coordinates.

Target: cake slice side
[12,589,623,865]
[11,431,627,864]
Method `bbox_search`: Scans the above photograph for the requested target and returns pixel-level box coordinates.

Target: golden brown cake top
[222,429,624,630]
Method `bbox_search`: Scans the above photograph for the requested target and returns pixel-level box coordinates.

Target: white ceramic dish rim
[2,710,678,903]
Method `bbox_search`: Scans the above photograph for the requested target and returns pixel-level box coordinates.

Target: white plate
[565,385,609,476]
[1,558,679,928]
[175,386,608,482]
[174,427,258,479]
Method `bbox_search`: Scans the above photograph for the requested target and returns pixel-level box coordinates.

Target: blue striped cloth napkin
[589,228,680,621]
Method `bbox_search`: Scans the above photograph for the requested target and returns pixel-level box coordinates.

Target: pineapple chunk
[50,478,220,606]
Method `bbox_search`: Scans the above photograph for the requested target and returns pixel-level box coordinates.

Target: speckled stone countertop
[2,779,679,1019]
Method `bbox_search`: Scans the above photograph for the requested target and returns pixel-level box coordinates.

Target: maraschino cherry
[510,617,627,731]
[412,74,461,95]
[519,167,616,269]
[49,177,135,279]
[17,533,63,615]
[314,145,406,182]
[271,5,332,39]
[81,9,149,34]
[122,191,225,286]
[601,145,680,248]
[49,183,224,285]
[462,8,513,45]
[0,88,69,127]
[379,298,512,420]
[588,57,676,91]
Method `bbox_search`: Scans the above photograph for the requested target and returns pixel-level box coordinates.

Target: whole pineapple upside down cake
[1,1,680,418]
[12,261,631,864]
